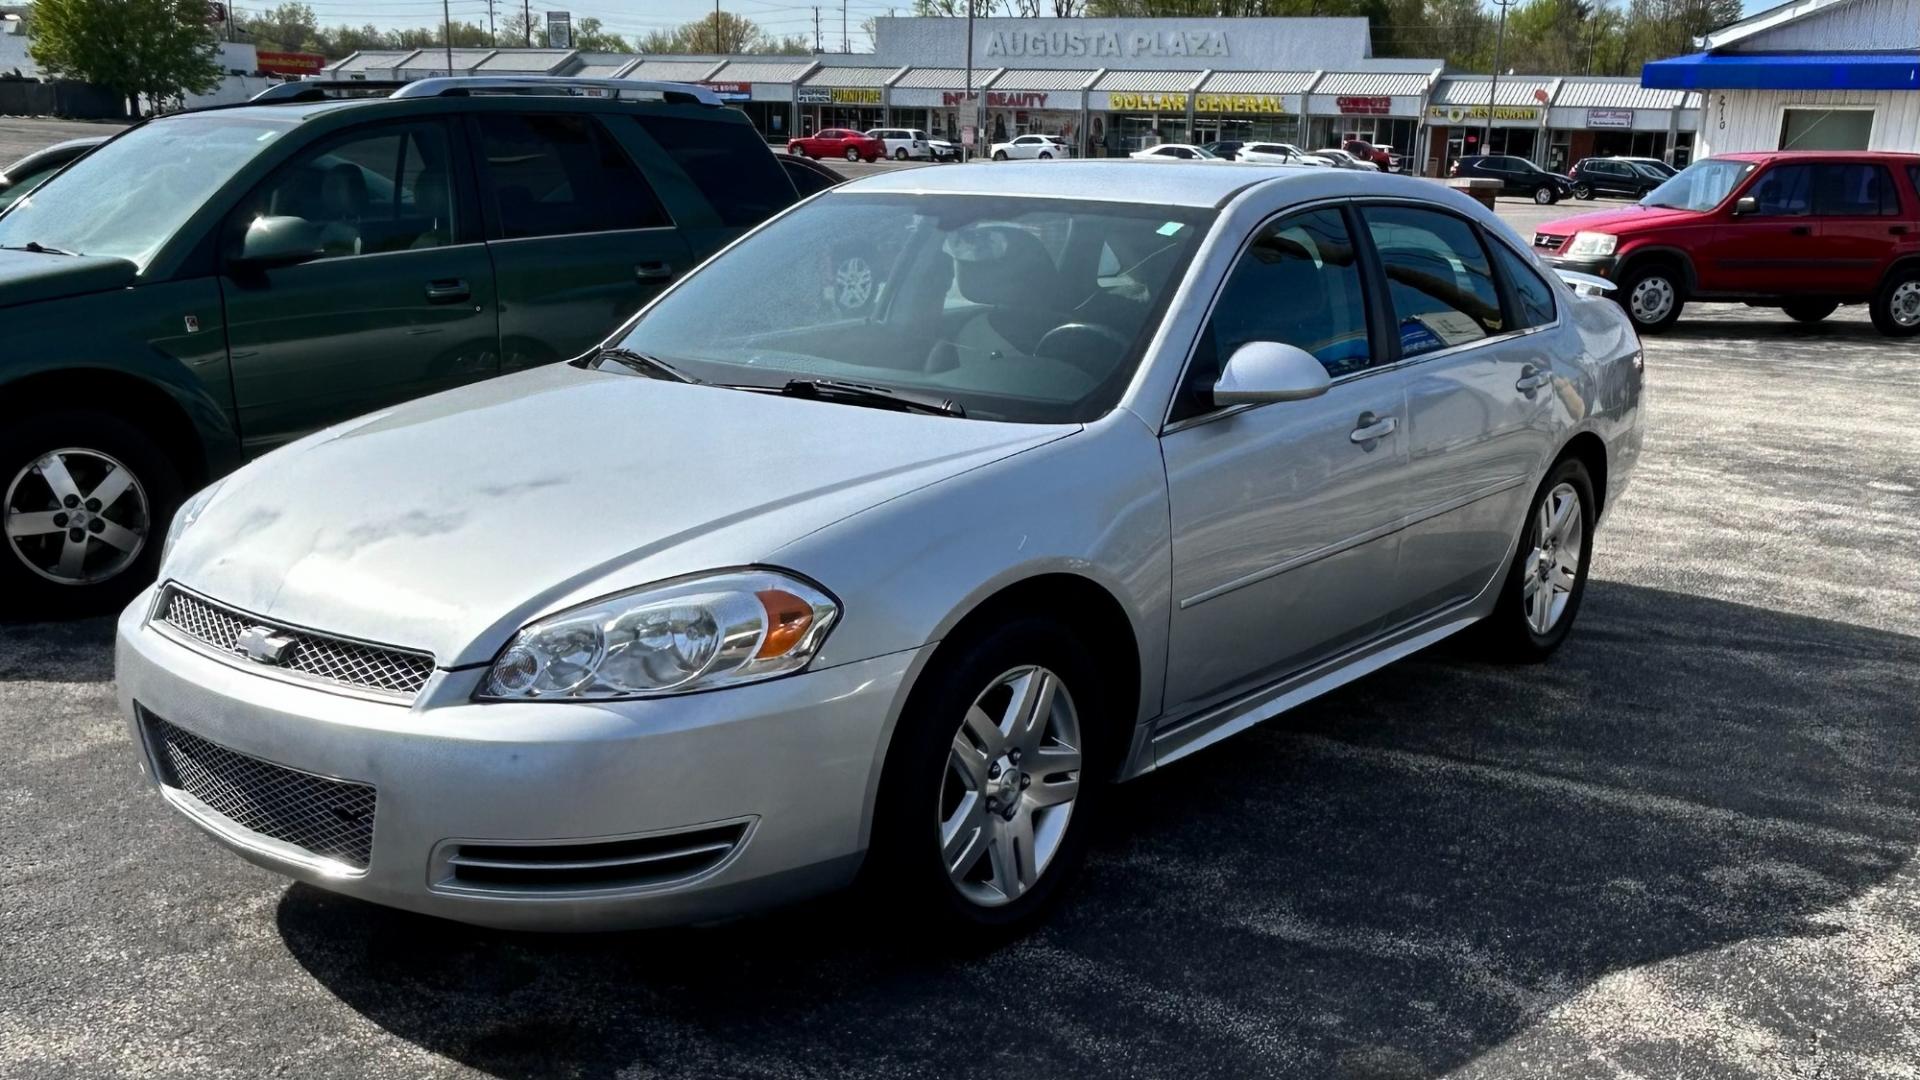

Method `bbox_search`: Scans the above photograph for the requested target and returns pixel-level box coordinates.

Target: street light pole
[1481,0,1514,157]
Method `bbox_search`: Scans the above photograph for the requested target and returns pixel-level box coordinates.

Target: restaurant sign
[797,86,831,103]
[256,50,326,76]
[702,81,751,103]
[1586,108,1634,129]
[1336,95,1391,115]
[1426,104,1541,123]
[1108,92,1285,114]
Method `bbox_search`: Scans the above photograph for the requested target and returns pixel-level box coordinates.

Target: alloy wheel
[1891,280,1920,327]
[1629,275,1676,324]
[1534,186,1554,204]
[938,665,1083,907]
[1521,482,1583,635]
[4,447,150,585]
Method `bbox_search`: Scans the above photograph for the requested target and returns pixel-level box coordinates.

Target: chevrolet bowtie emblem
[235,625,295,665]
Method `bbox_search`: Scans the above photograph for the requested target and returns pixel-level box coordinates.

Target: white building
[1643,0,1920,154]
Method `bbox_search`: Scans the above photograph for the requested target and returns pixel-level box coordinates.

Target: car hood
[1536,203,1705,237]
[0,249,137,308]
[167,364,1075,667]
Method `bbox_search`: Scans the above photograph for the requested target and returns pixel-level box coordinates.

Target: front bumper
[1542,253,1618,278]
[115,590,928,931]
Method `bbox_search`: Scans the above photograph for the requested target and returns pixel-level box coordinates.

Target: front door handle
[1789,225,1812,236]
[1350,412,1397,444]
[1892,225,1910,236]
[635,261,675,284]
[1516,364,1551,392]
[424,279,469,303]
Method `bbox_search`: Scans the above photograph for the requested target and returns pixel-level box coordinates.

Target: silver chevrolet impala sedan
[117,161,1644,934]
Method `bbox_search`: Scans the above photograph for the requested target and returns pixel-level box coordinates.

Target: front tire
[1783,299,1838,323]
[1869,267,1920,337]
[1573,182,1594,200]
[1617,262,1685,333]
[992,150,1008,161]
[1533,184,1558,205]
[1477,458,1595,663]
[866,615,1104,938]
[1,409,183,616]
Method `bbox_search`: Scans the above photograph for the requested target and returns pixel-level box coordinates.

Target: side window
[1812,163,1900,216]
[237,122,457,260]
[476,113,669,239]
[1489,240,1557,328]
[1909,165,1920,200]
[1362,204,1505,356]
[631,114,794,227]
[1182,208,1373,417]
[1747,164,1812,215]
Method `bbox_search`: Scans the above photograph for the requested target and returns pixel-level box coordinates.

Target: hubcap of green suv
[4,449,149,585]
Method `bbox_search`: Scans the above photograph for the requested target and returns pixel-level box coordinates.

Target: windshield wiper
[1,241,78,256]
[745,378,966,418]
[589,346,699,383]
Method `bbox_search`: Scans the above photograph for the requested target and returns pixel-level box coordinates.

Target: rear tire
[0,409,183,617]
[1616,261,1685,333]
[1869,267,1920,337]
[1475,457,1596,663]
[865,614,1106,941]
[844,147,861,162]
[894,147,908,160]
[1038,151,1053,160]
[1783,299,1838,323]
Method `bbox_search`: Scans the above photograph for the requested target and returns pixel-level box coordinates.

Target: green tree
[239,2,321,53]
[30,0,224,116]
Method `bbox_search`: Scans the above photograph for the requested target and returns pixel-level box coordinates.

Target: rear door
[624,111,798,261]
[220,118,498,454]
[471,110,691,371]
[1812,162,1907,294]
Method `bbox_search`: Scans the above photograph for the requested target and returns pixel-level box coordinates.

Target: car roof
[837,159,1425,208]
[1716,150,1920,163]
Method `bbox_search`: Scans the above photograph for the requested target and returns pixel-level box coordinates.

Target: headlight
[1567,231,1618,258]
[160,479,223,568]
[480,570,839,701]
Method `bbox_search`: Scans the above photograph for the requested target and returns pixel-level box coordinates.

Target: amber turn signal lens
[755,589,815,659]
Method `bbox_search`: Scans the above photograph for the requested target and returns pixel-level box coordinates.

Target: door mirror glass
[1732,195,1758,215]
[1213,341,1332,405]
[235,214,323,268]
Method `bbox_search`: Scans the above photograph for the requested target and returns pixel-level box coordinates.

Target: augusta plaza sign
[985,27,1232,60]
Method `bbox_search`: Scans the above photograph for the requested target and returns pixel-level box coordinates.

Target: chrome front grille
[1534,232,1567,251]
[157,586,435,700]
[437,822,750,895]
[144,712,377,870]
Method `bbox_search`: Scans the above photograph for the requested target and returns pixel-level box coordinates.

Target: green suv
[0,78,800,611]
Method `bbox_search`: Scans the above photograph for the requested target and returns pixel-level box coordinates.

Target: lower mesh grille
[144,712,377,870]
[442,823,748,893]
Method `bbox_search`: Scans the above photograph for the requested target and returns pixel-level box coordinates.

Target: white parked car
[991,134,1070,161]
[1131,143,1219,161]
[1237,142,1329,166]
[926,135,961,162]
[1314,148,1380,171]
[866,127,933,162]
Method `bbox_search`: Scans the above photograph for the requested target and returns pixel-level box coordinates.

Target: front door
[220,119,498,454]
[1699,162,1821,294]
[471,111,693,372]
[1162,206,1409,712]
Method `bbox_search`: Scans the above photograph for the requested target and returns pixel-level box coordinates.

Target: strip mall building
[323,16,1705,173]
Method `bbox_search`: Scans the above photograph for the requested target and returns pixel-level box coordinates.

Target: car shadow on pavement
[275,581,1920,1079]
[1657,312,1884,342]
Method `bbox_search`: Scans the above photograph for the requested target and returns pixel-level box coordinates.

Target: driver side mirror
[233,214,323,270]
[1213,341,1331,406]
[1732,196,1758,216]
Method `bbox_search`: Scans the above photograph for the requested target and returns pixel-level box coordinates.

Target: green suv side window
[238,122,458,260]
[475,114,671,239]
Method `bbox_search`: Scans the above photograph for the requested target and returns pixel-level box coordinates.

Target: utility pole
[443,0,455,72]
[963,0,973,161]
[841,0,848,52]
[814,6,822,51]
[715,0,723,52]
[1481,0,1514,158]
[486,0,497,47]
[523,0,531,46]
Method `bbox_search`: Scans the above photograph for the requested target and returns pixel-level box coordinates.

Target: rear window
[1812,163,1900,216]
[632,114,795,228]
[476,113,669,239]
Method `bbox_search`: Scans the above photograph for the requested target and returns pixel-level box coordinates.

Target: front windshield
[616,193,1214,423]
[0,114,293,265]
[1642,158,1755,212]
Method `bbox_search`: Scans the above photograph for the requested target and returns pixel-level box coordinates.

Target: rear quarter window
[631,114,796,228]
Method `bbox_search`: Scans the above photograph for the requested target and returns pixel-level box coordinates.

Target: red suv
[1534,151,1920,335]
[788,128,885,163]
[1342,139,1394,172]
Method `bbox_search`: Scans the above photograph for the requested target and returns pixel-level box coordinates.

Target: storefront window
[1198,114,1301,149]
[1309,117,1414,154]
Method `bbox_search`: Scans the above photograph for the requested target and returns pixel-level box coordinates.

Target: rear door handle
[1350,412,1397,444]
[423,279,469,303]
[1892,225,1910,235]
[1516,364,1551,392]
[635,261,675,284]
[1789,225,1812,236]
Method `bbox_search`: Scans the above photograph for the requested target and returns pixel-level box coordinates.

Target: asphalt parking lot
[3,128,1918,1078]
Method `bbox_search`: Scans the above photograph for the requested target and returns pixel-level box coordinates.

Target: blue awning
[1643,51,1920,91]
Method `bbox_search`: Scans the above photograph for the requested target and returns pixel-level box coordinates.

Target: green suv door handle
[424,280,471,304]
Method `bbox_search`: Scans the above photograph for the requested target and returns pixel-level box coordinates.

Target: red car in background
[788,128,885,163]
[1343,139,1395,172]
[1535,150,1920,335]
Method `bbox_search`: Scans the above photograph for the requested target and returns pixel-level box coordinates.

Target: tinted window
[1186,208,1374,412]
[1363,205,1504,356]
[632,114,793,228]
[1812,163,1900,216]
[477,114,668,239]
[1490,240,1556,328]
[236,122,457,260]
[1909,165,1920,197]
[1748,164,1812,215]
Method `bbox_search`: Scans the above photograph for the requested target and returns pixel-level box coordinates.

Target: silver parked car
[117,161,1645,934]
